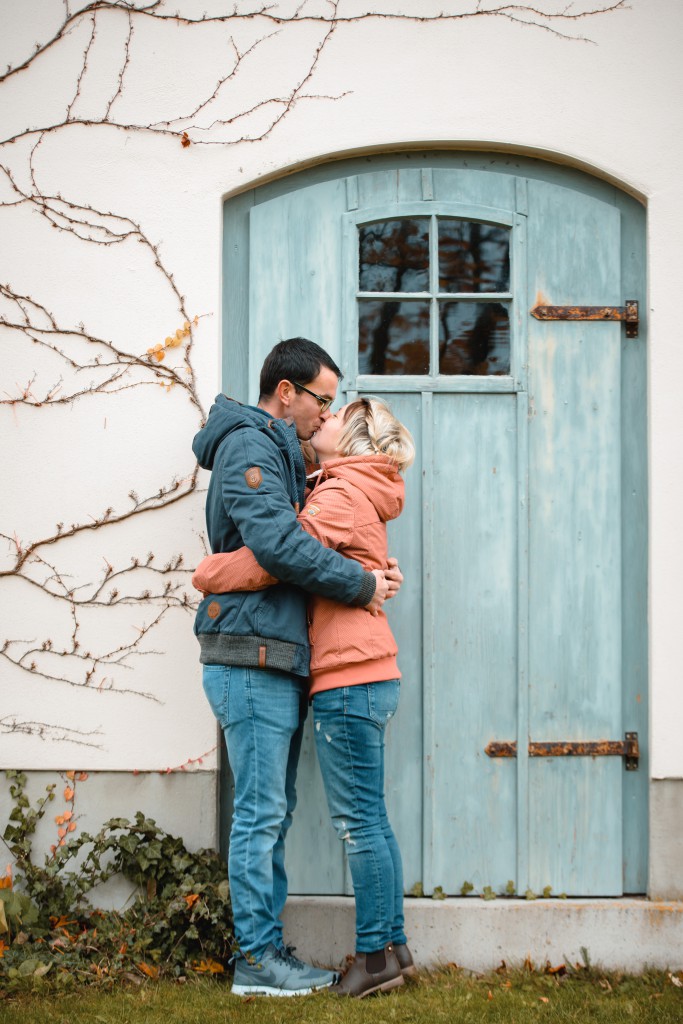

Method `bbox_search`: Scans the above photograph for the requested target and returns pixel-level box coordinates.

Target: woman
[193,397,416,997]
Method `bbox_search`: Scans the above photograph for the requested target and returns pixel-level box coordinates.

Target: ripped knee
[331,817,357,847]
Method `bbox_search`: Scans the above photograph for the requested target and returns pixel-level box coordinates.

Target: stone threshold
[282,896,683,973]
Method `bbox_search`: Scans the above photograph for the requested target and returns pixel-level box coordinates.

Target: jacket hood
[317,455,405,522]
[193,395,293,470]
[192,395,261,469]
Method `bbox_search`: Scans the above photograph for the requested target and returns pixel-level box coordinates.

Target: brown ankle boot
[393,943,418,979]
[330,944,404,998]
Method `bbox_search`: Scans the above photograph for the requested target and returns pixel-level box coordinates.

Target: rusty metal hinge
[530,299,639,338]
[485,732,639,771]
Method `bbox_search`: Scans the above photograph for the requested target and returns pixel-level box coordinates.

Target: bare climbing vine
[0,0,627,752]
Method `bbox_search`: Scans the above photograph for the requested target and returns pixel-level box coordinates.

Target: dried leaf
[137,961,160,979]
[192,958,224,974]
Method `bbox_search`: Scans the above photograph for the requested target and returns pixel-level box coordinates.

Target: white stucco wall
[1,0,681,779]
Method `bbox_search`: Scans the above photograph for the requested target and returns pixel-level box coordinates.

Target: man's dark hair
[259,337,342,399]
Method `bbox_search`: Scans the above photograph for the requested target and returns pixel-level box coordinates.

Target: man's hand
[366,568,390,615]
[384,557,403,599]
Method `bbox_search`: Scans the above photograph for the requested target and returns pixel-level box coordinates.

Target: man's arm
[193,483,401,611]
[220,429,387,609]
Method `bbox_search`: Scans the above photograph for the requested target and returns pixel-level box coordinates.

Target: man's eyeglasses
[290,381,334,414]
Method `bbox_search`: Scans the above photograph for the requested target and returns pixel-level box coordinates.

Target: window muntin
[356,216,512,377]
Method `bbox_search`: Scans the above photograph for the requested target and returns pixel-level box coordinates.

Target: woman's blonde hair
[336,397,415,473]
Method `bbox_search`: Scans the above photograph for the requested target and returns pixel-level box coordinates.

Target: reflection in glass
[438,220,510,293]
[359,219,430,293]
[439,302,510,375]
[358,300,430,375]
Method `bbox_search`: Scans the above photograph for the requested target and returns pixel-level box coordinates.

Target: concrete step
[282,896,683,973]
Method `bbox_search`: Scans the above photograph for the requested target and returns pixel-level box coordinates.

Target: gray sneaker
[232,943,338,997]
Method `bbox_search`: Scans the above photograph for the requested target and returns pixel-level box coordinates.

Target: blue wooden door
[236,157,647,897]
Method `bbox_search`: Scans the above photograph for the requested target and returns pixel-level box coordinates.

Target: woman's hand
[384,557,403,598]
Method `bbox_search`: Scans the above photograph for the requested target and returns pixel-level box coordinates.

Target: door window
[357,217,511,377]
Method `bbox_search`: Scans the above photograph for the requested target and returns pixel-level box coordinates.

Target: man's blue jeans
[202,664,308,958]
[312,680,407,954]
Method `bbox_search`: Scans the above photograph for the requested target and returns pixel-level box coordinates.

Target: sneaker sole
[231,981,333,998]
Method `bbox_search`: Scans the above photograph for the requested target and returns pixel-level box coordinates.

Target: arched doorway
[222,151,648,896]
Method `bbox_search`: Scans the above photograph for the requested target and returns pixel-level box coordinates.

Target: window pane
[359,219,429,293]
[438,220,510,293]
[438,302,510,375]
[359,300,430,375]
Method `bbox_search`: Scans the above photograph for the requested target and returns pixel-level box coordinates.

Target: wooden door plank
[381,391,426,893]
[427,393,519,894]
[248,179,348,402]
[617,192,648,893]
[527,180,623,894]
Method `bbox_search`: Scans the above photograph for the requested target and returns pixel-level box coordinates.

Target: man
[193,338,399,996]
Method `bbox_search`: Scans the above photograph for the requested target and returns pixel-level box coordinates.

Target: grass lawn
[2,966,683,1024]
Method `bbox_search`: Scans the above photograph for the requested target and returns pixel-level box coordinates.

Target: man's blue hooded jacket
[192,395,376,677]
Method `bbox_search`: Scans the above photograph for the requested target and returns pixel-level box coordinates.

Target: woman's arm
[192,546,277,595]
[192,481,356,595]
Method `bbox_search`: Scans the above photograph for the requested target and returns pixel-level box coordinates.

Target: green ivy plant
[1,771,233,989]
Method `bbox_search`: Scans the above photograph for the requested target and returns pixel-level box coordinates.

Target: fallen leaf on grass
[137,962,159,980]
[192,959,224,975]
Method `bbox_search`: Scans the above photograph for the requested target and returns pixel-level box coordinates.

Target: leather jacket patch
[207,601,221,619]
[245,466,263,489]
